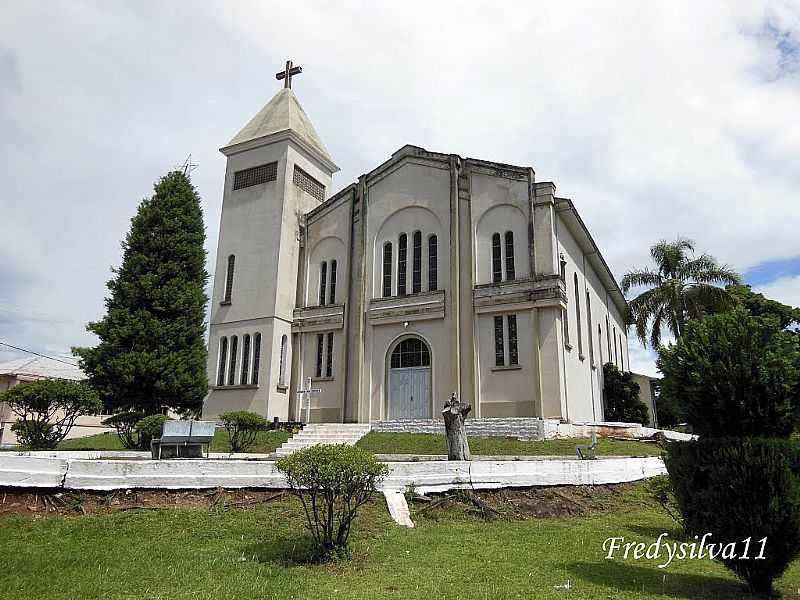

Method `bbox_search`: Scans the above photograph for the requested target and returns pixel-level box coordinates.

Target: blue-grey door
[388,338,432,420]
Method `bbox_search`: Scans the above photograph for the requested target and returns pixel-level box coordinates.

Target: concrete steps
[274,424,372,457]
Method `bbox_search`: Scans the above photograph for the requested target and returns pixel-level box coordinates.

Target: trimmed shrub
[102,411,145,449]
[275,444,389,560]
[665,438,800,594]
[657,309,800,438]
[2,379,101,449]
[135,414,171,448]
[602,363,649,424]
[220,411,267,453]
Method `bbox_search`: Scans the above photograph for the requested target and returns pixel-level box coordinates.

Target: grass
[356,432,664,457]
[54,429,290,454]
[0,482,798,599]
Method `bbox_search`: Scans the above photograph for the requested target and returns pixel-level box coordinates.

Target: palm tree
[621,238,741,349]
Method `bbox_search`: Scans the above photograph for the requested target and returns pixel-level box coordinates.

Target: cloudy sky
[1,1,799,376]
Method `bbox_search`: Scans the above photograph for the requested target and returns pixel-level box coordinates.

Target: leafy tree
[657,309,800,438]
[220,411,267,453]
[602,363,650,424]
[102,411,146,449]
[727,283,800,331]
[621,238,740,348]
[275,445,389,560]
[2,379,101,449]
[135,414,171,449]
[74,171,209,416]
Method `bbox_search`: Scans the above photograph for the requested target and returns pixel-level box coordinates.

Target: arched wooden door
[388,338,431,420]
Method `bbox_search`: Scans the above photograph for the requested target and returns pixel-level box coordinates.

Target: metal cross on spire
[276,59,302,89]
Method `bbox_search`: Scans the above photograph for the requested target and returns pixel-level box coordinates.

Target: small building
[0,356,111,446]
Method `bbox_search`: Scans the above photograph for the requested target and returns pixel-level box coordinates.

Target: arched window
[224,255,235,303]
[574,274,584,357]
[217,337,228,386]
[504,231,515,281]
[228,335,238,386]
[382,242,392,297]
[412,231,422,293]
[428,234,438,291]
[390,338,430,368]
[251,333,261,385]
[279,334,288,386]
[329,260,337,304]
[398,234,407,296]
[492,233,502,283]
[241,334,251,385]
[319,261,328,306]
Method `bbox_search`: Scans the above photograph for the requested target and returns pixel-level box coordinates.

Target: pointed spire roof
[222,88,337,171]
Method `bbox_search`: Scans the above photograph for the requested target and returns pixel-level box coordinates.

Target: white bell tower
[204,61,338,420]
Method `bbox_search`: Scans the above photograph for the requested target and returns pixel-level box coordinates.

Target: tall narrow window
[329,260,337,304]
[507,314,518,366]
[224,254,235,303]
[315,334,324,378]
[504,232,515,281]
[492,233,502,283]
[319,261,328,306]
[398,234,407,296]
[620,335,625,371]
[241,334,251,385]
[217,337,228,386]
[412,231,422,293]
[251,333,261,385]
[428,235,438,291]
[606,316,612,361]
[382,243,392,297]
[586,292,595,367]
[574,274,584,358]
[598,325,604,364]
[325,332,334,377]
[614,328,619,366]
[494,315,505,367]
[279,335,287,386]
[228,335,238,386]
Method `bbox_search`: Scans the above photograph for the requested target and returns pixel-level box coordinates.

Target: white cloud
[0,0,799,363]
[756,275,800,308]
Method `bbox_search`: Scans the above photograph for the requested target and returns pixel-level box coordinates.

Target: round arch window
[390,338,430,368]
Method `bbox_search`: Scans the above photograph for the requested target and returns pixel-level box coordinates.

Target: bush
[102,411,146,449]
[220,411,267,453]
[657,309,800,438]
[665,438,800,594]
[1,379,101,449]
[602,363,649,425]
[134,414,171,448]
[275,444,389,560]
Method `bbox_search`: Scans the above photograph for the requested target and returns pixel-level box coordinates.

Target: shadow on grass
[566,561,754,599]
[242,536,325,566]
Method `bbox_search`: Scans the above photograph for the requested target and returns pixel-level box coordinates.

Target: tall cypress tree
[75,170,209,416]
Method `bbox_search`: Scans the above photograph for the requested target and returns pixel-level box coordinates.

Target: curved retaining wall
[0,454,666,492]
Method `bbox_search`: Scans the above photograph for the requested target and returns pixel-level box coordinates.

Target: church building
[203,62,630,425]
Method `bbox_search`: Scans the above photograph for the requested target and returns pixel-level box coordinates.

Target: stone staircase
[274,423,372,457]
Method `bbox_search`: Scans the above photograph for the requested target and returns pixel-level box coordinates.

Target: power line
[0,342,80,367]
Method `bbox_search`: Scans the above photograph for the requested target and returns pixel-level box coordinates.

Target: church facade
[203,71,630,425]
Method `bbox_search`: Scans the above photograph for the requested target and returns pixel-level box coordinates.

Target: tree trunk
[442,393,472,461]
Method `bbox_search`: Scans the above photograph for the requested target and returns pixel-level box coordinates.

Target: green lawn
[0,483,797,599]
[55,429,290,454]
[356,432,663,457]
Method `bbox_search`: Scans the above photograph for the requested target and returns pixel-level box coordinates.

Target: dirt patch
[411,483,636,520]
[0,488,289,519]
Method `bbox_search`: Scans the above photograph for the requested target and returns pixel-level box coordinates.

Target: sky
[1,1,799,377]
